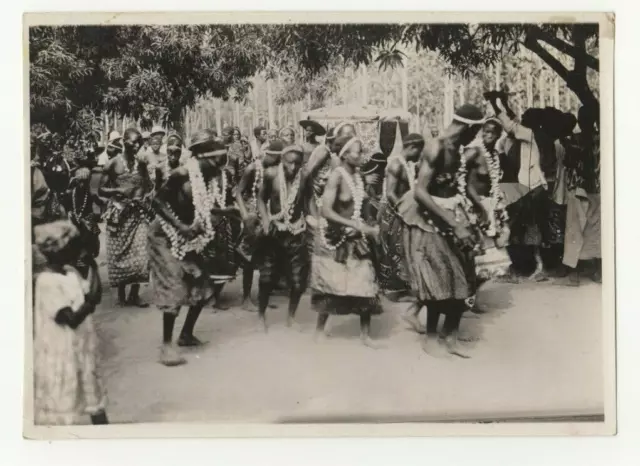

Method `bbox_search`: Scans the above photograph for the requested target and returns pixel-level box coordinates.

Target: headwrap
[282,144,304,157]
[335,136,363,159]
[333,121,354,138]
[279,126,295,138]
[34,220,79,256]
[402,133,425,147]
[74,167,91,181]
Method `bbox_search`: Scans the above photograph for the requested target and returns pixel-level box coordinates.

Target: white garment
[497,113,547,191]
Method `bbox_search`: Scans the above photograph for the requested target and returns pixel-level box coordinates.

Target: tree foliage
[30,23,600,146]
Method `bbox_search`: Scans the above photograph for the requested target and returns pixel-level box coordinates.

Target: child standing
[33,220,108,425]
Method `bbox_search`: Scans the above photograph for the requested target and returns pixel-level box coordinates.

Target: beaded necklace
[119,154,138,174]
[157,158,223,259]
[71,187,88,220]
[319,166,365,250]
[456,143,509,235]
[250,160,264,210]
[270,163,305,235]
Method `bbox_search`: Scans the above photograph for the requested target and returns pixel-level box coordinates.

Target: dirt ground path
[94,258,603,424]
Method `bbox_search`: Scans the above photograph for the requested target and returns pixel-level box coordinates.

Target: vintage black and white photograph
[24,12,614,437]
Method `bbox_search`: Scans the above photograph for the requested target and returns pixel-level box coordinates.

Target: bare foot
[553,272,580,287]
[259,316,268,334]
[286,319,303,332]
[458,333,481,342]
[212,301,231,312]
[241,299,258,313]
[159,344,187,367]
[127,296,149,308]
[314,331,329,343]
[360,336,386,349]
[441,335,471,359]
[420,335,445,357]
[496,272,521,284]
[177,334,206,348]
[402,313,426,334]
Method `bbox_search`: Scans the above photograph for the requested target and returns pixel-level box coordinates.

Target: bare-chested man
[397,104,485,358]
[149,130,237,366]
[256,144,309,331]
[99,127,153,307]
[378,133,425,331]
[235,140,284,312]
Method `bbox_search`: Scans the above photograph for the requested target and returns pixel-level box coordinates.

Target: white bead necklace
[319,166,365,250]
[270,163,305,235]
[158,158,222,259]
[71,187,88,219]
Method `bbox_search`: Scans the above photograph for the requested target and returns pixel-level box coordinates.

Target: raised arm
[384,158,402,207]
[235,162,257,221]
[257,168,274,234]
[97,160,122,198]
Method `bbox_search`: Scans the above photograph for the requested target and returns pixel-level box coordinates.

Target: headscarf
[34,220,79,256]
[334,135,363,159]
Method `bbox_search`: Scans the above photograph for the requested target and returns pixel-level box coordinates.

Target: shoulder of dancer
[385,156,403,175]
[421,139,442,166]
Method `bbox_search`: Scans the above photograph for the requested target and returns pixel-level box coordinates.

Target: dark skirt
[378,201,411,298]
[310,293,383,316]
[104,200,152,287]
[309,229,383,316]
[148,219,216,313]
[258,230,310,291]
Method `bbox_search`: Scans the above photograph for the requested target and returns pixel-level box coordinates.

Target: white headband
[338,137,362,159]
[334,121,352,137]
[453,114,486,125]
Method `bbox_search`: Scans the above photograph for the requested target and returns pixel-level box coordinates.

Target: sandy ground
[91,231,604,424]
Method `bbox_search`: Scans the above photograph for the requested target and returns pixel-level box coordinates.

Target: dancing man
[311,135,383,348]
[235,140,285,312]
[149,130,233,366]
[378,133,425,331]
[397,105,485,358]
[256,144,309,331]
[99,127,153,307]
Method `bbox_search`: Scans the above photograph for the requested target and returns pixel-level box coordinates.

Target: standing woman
[99,127,154,307]
[33,220,108,425]
[311,135,383,348]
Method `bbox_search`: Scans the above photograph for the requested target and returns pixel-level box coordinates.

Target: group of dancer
[30,89,601,423]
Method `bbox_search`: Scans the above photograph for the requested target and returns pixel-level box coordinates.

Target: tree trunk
[342,69,349,105]
[443,77,453,127]
[523,28,598,107]
[458,79,466,106]
[103,112,109,142]
[234,102,241,127]
[564,88,572,112]
[526,64,534,108]
[554,75,561,108]
[415,94,420,132]
[401,62,409,112]
[361,64,369,106]
[538,67,545,108]
[122,116,128,133]
[267,80,275,129]
[495,62,502,90]
[214,99,222,136]
[253,80,260,129]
